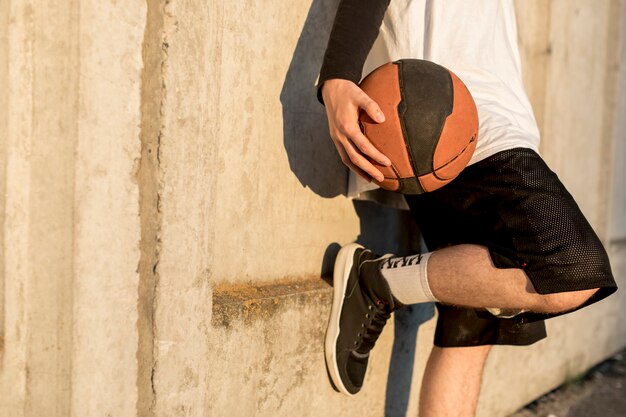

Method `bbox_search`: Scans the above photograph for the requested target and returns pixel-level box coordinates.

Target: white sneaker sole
[324,243,363,396]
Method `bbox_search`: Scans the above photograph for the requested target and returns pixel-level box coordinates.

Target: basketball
[358,59,478,194]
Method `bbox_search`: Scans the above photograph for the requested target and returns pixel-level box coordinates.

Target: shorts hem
[486,246,618,295]
[433,336,546,348]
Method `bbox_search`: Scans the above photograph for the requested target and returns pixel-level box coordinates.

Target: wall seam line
[137,0,165,415]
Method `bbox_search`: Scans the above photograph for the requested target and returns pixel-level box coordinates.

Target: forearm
[317,0,391,105]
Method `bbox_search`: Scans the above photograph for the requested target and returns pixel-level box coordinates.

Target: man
[317,1,618,416]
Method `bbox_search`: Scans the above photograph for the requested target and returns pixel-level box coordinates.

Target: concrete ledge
[212,277,332,328]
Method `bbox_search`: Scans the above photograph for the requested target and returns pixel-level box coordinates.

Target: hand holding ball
[358,59,478,194]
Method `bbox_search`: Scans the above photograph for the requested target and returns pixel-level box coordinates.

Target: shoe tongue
[359,259,396,310]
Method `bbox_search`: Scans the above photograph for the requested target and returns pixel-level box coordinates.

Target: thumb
[359,94,386,123]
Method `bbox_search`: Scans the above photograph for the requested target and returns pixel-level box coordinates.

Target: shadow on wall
[353,200,436,417]
[280,0,347,198]
[386,304,435,417]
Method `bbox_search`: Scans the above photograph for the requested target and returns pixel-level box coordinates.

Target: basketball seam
[383,163,402,180]
[425,69,454,175]
[431,133,477,180]
[394,60,420,181]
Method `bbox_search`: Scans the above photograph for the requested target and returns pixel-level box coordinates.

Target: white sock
[379,252,438,304]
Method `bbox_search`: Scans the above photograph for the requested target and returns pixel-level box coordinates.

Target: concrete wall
[0,1,144,416]
[0,1,625,416]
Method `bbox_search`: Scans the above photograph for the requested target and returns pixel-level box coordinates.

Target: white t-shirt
[351,0,541,207]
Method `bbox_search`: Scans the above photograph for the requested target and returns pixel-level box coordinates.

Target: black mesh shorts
[403,147,617,347]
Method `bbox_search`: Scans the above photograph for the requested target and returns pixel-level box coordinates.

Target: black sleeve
[316,0,391,105]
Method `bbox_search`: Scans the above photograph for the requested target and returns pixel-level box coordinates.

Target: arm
[317,0,391,105]
[317,0,392,182]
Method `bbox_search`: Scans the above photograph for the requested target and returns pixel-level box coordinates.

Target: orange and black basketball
[358,59,478,194]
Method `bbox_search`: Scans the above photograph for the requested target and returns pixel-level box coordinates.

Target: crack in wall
[137,0,181,413]
[137,0,167,415]
[0,0,10,359]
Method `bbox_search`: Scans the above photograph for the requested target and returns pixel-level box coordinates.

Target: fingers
[360,97,386,124]
[343,139,386,182]
[331,131,386,183]
[332,141,373,183]
[351,93,391,166]
[344,123,391,167]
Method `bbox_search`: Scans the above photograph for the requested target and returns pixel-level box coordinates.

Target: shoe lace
[356,300,391,353]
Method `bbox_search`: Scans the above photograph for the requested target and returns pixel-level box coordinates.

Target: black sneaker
[325,243,403,395]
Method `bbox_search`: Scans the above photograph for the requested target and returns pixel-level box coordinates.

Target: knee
[539,288,598,313]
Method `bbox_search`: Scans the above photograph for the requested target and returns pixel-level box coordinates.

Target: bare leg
[419,345,492,417]
[428,244,597,314]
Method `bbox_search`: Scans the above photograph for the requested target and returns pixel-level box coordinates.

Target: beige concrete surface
[0,0,625,416]
[0,0,9,357]
[0,0,145,416]
[610,1,626,243]
[200,0,360,284]
[509,347,626,416]
[72,2,145,416]
[538,0,621,240]
[514,0,551,143]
